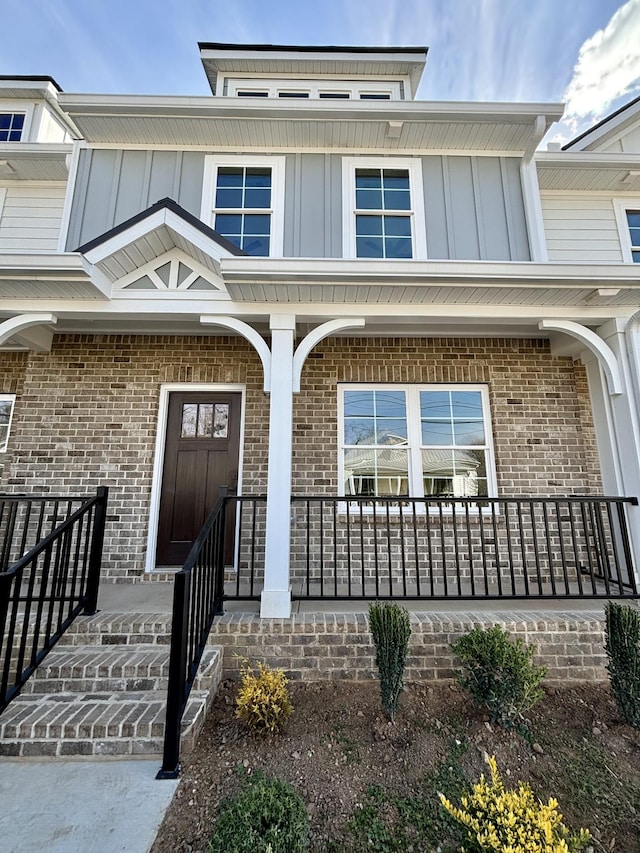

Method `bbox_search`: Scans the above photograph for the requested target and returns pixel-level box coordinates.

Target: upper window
[342,157,427,259]
[225,78,402,99]
[626,210,640,263]
[0,395,16,452]
[0,113,25,142]
[339,385,496,499]
[202,155,286,257]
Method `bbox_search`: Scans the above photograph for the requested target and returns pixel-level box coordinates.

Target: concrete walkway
[0,758,178,853]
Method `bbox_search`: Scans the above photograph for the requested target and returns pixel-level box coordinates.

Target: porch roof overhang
[536,152,640,193]
[0,143,72,181]
[0,253,106,299]
[219,257,640,309]
[57,93,563,152]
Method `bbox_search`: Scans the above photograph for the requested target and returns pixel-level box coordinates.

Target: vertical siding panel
[147,151,179,206]
[447,157,480,259]
[113,150,147,226]
[65,148,92,249]
[283,154,296,257]
[329,154,343,258]
[77,149,119,246]
[293,153,302,256]
[475,157,511,260]
[502,158,530,260]
[299,154,326,257]
[422,156,449,259]
[176,152,205,216]
[470,158,488,257]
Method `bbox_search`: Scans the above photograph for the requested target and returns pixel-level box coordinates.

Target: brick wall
[209,610,608,683]
[0,335,601,580]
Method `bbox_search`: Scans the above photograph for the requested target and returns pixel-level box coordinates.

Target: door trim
[145,383,246,572]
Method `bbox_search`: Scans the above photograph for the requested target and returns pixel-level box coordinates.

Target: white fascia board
[0,252,86,274]
[0,142,73,157]
[536,151,640,168]
[58,92,564,123]
[81,208,237,269]
[219,257,640,286]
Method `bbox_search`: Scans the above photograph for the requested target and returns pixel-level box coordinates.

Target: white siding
[541,194,623,262]
[602,126,640,154]
[0,184,66,251]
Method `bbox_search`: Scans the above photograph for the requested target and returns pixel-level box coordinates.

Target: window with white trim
[339,385,496,498]
[0,113,25,142]
[0,395,16,453]
[613,199,640,263]
[342,157,427,259]
[626,210,640,263]
[201,155,286,257]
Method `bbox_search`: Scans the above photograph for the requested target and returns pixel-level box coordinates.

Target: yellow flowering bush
[440,756,591,853]
[235,658,293,734]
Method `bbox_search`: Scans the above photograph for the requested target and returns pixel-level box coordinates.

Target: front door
[156,391,241,567]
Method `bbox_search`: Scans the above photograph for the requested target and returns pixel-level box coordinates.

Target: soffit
[0,144,71,181]
[0,254,107,299]
[536,153,640,192]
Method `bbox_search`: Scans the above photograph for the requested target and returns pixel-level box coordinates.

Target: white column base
[260,587,292,619]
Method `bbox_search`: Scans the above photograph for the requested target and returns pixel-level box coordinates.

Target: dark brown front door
[156,391,241,567]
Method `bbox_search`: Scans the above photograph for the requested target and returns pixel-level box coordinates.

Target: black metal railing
[287,496,638,600]
[158,491,228,779]
[0,487,108,713]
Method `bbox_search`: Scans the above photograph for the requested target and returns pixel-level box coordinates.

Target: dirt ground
[152,680,640,852]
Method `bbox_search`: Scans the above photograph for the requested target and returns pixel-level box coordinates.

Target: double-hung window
[202,155,285,257]
[613,200,640,263]
[342,157,427,259]
[339,385,495,499]
[0,394,16,453]
[0,113,25,142]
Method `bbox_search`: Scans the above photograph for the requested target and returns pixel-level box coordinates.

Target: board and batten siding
[67,148,530,261]
[541,194,624,263]
[0,184,66,251]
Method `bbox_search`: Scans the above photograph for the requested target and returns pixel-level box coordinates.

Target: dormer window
[0,113,25,142]
[237,91,269,98]
[278,91,309,98]
[225,78,403,100]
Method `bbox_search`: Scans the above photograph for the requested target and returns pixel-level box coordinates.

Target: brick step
[58,612,174,646]
[0,644,223,758]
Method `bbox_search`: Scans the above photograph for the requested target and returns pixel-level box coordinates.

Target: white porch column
[261,314,296,618]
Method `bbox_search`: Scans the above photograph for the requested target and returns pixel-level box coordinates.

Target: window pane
[356,188,382,209]
[12,114,24,129]
[626,211,640,228]
[0,400,12,424]
[356,215,383,236]
[356,236,384,257]
[453,420,485,445]
[245,169,271,187]
[633,250,640,263]
[216,168,243,187]
[237,91,269,97]
[242,235,270,256]
[376,419,407,444]
[181,404,197,437]
[344,448,408,496]
[355,170,382,189]
[244,214,271,234]
[214,404,229,438]
[278,92,309,98]
[422,449,487,497]
[344,417,375,445]
[344,391,374,416]
[0,114,10,129]
[420,391,450,417]
[214,213,242,234]
[421,421,454,445]
[8,130,21,141]
[0,425,8,452]
[383,189,411,210]
[374,390,406,416]
[197,404,214,437]
[385,237,412,258]
[451,390,483,418]
[360,93,391,100]
[244,188,271,208]
[384,216,412,237]
[319,92,350,99]
[215,187,243,208]
[383,170,409,189]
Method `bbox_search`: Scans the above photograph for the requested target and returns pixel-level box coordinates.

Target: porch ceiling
[220,258,640,308]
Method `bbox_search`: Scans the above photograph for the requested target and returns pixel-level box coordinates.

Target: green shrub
[235,658,292,734]
[440,755,591,853]
[604,601,640,728]
[368,602,412,721]
[209,771,309,853]
[451,625,546,728]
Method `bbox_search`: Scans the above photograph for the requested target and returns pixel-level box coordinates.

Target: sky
[2,0,640,145]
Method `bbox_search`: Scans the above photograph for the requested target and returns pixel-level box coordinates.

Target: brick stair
[0,611,223,759]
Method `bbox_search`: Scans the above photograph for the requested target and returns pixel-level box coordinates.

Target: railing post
[83,486,108,615]
[214,487,228,615]
[158,569,190,779]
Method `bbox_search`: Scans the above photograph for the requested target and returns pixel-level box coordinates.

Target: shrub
[235,658,292,734]
[604,601,640,728]
[210,771,309,853]
[368,601,412,721]
[440,755,591,853]
[451,625,546,728]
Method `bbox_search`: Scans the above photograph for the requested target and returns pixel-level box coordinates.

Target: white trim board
[613,198,640,264]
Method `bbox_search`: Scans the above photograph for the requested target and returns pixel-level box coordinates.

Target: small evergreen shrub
[440,755,591,853]
[235,658,292,734]
[368,602,412,721]
[604,601,640,728]
[451,625,546,728]
[209,771,309,853]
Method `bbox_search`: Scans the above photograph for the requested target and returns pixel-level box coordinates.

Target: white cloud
[562,0,640,127]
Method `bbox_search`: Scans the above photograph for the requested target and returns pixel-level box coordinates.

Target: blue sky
[3,0,640,143]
